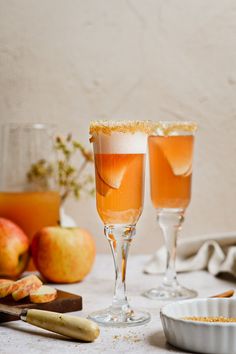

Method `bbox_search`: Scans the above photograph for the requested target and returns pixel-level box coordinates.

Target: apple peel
[96,172,112,197]
[29,285,57,303]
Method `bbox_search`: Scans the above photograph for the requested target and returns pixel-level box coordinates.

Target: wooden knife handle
[21,309,100,341]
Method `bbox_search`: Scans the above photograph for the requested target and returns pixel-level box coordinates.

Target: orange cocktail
[0,123,60,271]
[144,121,198,301]
[95,153,145,225]
[149,135,194,209]
[0,191,60,241]
[89,120,151,327]
[0,191,60,270]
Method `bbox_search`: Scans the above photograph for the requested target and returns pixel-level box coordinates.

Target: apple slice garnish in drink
[95,172,111,197]
[95,155,134,194]
[155,136,193,177]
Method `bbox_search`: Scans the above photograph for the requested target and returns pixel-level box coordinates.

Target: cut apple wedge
[95,154,134,190]
[12,274,42,292]
[29,285,57,303]
[12,282,42,301]
[182,164,192,177]
[96,171,111,197]
[12,274,42,301]
[171,161,192,176]
[155,136,193,176]
[0,279,14,298]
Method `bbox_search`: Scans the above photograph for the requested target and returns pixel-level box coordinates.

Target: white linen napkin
[143,232,236,277]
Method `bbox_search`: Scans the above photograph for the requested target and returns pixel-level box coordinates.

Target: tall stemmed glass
[89,120,151,326]
[144,121,198,300]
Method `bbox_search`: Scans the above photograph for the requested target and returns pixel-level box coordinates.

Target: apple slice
[0,279,11,283]
[12,274,42,292]
[182,164,192,177]
[95,155,133,189]
[0,279,14,298]
[155,136,193,176]
[96,171,111,197]
[12,282,42,301]
[29,285,57,303]
[12,274,42,301]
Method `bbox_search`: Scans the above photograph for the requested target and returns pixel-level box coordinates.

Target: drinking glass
[0,123,60,269]
[144,121,198,300]
[88,120,151,327]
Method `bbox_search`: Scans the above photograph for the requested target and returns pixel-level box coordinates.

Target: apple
[0,218,30,278]
[12,274,42,301]
[12,274,42,292]
[30,285,57,303]
[0,279,14,298]
[31,227,96,283]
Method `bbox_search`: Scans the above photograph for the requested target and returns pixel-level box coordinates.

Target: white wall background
[1,0,236,254]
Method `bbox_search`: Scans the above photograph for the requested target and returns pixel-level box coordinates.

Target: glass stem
[105,225,135,314]
[157,209,184,287]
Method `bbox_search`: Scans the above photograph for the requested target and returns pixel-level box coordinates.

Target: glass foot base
[88,307,151,327]
[143,284,197,301]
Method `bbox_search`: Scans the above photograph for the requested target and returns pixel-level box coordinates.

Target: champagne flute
[144,121,198,300]
[88,120,151,326]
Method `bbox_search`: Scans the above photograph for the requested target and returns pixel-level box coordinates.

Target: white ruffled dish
[160,298,236,354]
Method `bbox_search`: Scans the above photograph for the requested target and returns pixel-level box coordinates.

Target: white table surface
[1,254,235,354]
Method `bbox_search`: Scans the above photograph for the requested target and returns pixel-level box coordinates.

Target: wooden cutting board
[0,289,82,323]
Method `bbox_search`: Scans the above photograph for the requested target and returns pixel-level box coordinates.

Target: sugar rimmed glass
[144,121,198,301]
[88,120,151,327]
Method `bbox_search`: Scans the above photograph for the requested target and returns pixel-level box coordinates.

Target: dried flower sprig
[27,134,94,204]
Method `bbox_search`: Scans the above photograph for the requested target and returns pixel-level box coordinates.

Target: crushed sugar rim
[89,120,153,135]
[150,121,198,136]
[90,120,198,136]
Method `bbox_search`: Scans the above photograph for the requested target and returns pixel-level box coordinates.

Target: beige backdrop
[1,0,236,254]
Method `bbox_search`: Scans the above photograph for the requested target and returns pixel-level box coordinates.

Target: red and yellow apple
[31,227,96,283]
[0,218,30,278]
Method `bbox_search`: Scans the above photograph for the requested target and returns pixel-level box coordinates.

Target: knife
[0,304,100,341]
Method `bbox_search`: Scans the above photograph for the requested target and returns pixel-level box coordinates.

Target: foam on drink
[90,120,153,154]
[92,132,147,154]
